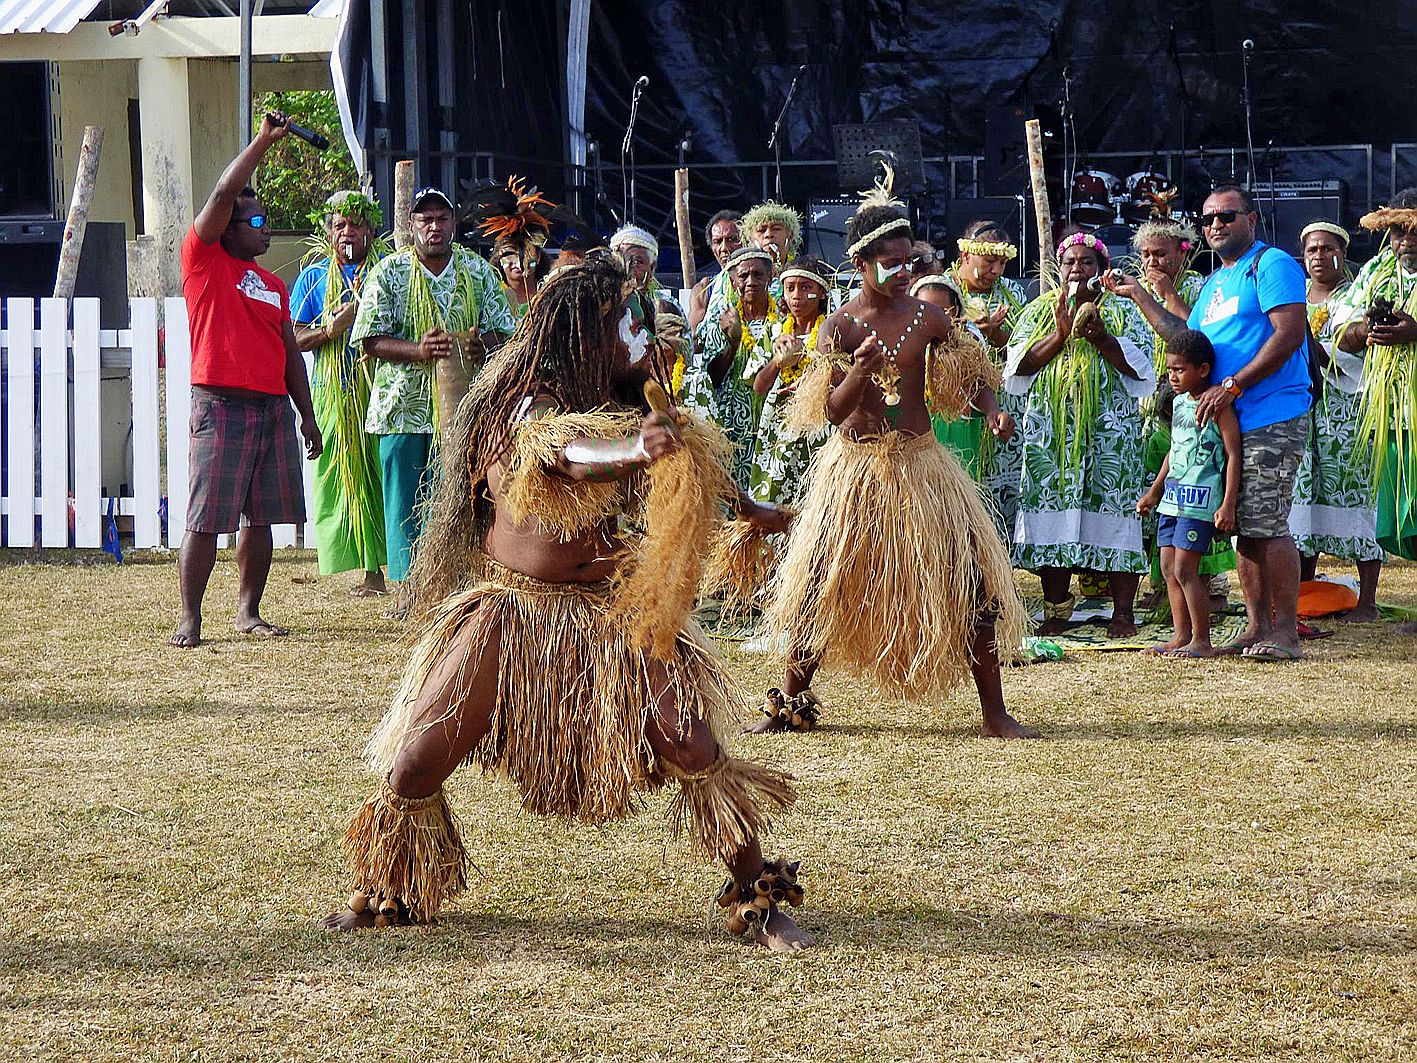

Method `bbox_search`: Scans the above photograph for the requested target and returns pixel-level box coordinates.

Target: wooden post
[393,160,415,250]
[53,126,104,301]
[673,168,696,289]
[1025,119,1056,293]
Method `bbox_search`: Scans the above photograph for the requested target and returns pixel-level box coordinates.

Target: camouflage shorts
[1237,412,1310,539]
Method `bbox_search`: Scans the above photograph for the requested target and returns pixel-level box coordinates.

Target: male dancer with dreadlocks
[753,170,1036,739]
[291,190,388,596]
[322,255,812,950]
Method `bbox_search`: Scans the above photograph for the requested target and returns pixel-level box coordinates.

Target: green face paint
[874,261,904,286]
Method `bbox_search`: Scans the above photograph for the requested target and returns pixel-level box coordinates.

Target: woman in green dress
[1005,231,1156,637]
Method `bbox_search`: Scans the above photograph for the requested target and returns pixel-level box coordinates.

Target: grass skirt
[361,564,794,864]
[763,431,1028,700]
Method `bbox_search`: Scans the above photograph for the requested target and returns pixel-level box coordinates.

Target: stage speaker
[0,220,129,326]
[1248,180,1347,256]
[943,196,1030,279]
[805,197,857,267]
[807,196,917,269]
[981,105,1061,198]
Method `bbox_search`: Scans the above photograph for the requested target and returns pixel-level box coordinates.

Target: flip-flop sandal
[1241,641,1302,662]
[238,621,289,637]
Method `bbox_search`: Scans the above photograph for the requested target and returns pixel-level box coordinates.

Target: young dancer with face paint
[750,171,1037,740]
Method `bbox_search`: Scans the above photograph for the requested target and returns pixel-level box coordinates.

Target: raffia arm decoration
[342,783,468,923]
[1360,207,1417,232]
[498,409,640,540]
[701,515,794,621]
[609,410,737,659]
[925,325,1002,421]
[665,752,797,864]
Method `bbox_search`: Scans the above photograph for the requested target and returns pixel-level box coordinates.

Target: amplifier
[807,196,916,268]
[1247,180,1347,253]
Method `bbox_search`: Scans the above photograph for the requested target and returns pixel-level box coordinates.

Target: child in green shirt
[1137,330,1241,657]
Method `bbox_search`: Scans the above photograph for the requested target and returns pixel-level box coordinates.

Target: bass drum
[1070,170,1121,226]
[1124,172,1177,223]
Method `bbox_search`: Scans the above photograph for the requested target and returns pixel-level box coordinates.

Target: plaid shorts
[187,387,306,534]
[1237,412,1310,539]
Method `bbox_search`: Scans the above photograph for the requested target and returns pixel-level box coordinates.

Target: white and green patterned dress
[351,245,514,435]
[747,317,831,505]
[956,273,1028,543]
[1005,292,1156,573]
[1291,280,1383,561]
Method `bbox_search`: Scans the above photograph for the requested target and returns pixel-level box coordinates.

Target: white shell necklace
[842,305,925,406]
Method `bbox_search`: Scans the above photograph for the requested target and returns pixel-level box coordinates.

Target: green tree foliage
[253,90,359,231]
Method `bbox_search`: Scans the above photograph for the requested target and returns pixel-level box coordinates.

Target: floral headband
[957,237,1017,260]
[778,267,831,291]
[1056,231,1109,262]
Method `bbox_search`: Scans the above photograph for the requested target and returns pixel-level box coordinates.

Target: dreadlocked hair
[404,254,632,618]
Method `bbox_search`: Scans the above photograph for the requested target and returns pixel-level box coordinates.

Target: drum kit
[1068,168,1183,229]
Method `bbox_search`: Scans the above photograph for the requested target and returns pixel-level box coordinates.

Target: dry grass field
[1,551,1414,1062]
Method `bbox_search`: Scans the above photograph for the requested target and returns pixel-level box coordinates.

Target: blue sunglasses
[238,214,268,230]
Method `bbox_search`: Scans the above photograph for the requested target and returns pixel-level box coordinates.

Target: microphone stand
[768,65,805,201]
[1168,25,1189,214]
[1241,40,1258,188]
[621,78,647,224]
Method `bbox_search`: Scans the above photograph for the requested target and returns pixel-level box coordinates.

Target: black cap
[411,187,455,213]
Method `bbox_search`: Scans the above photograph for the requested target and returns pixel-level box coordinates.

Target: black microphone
[1242,38,1255,51]
[269,112,330,151]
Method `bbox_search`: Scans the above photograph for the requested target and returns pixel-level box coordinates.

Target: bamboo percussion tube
[1025,119,1057,293]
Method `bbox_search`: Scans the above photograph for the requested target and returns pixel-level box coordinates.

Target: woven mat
[1032,597,1250,652]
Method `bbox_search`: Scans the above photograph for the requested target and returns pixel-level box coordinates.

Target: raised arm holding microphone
[169,111,323,648]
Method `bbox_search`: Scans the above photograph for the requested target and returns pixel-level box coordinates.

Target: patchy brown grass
[1,551,1414,1061]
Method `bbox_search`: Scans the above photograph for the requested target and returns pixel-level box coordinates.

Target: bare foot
[980,712,1042,739]
[752,906,815,952]
[167,616,202,648]
[1339,604,1380,623]
[235,615,289,637]
[742,715,787,735]
[1107,615,1138,639]
[320,907,377,932]
[1037,616,1069,636]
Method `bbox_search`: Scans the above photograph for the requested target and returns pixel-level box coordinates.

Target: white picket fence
[1,296,316,552]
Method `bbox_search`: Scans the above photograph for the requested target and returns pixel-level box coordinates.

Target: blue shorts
[1157,513,1218,553]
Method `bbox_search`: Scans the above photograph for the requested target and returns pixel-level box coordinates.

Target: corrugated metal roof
[0,0,103,34]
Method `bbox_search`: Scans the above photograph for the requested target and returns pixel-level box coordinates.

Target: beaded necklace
[841,304,925,406]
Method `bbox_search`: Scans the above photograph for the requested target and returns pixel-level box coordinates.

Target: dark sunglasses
[1199,210,1242,228]
[237,214,268,230]
[906,253,938,271]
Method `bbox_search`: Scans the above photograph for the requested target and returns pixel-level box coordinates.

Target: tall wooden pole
[673,168,696,289]
[393,160,415,250]
[1025,119,1056,292]
[53,126,104,301]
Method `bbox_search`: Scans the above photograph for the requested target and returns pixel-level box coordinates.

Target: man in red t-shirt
[168,112,323,648]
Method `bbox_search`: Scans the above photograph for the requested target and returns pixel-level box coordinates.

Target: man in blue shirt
[1107,185,1310,660]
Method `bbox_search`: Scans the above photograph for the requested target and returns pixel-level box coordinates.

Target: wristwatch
[1222,376,1243,399]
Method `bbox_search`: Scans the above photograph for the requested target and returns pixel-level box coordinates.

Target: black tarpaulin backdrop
[350,0,1417,257]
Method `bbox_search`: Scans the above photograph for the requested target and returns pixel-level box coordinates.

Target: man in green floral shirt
[351,188,514,587]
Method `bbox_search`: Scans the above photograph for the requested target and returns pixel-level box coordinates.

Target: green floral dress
[747,316,831,505]
[1005,292,1156,573]
[955,273,1028,542]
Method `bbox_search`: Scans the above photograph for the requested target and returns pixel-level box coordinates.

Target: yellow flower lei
[957,237,1018,260]
[774,315,825,385]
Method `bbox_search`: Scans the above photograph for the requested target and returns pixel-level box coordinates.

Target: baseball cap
[411,187,455,213]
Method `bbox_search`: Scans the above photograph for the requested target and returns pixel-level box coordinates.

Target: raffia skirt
[762,430,1028,702]
[343,563,795,920]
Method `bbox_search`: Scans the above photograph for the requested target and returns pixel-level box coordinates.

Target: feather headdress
[857,160,905,212]
[468,175,556,247]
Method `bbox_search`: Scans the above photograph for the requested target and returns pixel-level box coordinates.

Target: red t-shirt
[180,227,290,394]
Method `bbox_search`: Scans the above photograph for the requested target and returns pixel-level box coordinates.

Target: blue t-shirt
[289,258,357,328]
[1187,241,1310,433]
